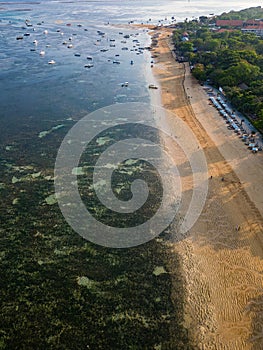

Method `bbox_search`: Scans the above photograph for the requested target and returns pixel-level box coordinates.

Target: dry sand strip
[150,27,263,350]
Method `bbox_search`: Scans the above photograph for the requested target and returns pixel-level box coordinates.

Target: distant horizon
[0,1,262,23]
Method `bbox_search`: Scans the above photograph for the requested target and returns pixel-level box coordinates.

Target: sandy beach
[150,27,263,350]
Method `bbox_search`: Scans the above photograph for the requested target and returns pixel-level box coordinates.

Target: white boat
[39,50,45,56]
[84,63,94,68]
[148,84,158,89]
[48,60,56,64]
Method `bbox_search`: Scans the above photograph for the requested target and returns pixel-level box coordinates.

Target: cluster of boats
[209,95,261,153]
[15,19,149,71]
[14,19,162,94]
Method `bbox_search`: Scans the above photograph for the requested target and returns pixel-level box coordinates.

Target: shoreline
[149,26,263,350]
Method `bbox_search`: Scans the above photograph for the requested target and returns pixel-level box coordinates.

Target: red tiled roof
[216,19,243,27]
[243,25,263,30]
[245,19,263,25]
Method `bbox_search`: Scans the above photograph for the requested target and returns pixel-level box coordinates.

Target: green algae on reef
[38,124,65,139]
[0,182,193,349]
[0,122,193,350]
[44,193,57,205]
[153,266,168,276]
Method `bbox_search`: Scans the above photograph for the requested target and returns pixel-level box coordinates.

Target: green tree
[196,28,211,41]
[238,49,258,65]
[227,60,260,85]
[217,49,241,68]
[193,38,204,51]
[177,41,194,60]
[203,38,221,52]
[255,42,263,55]
[192,63,206,81]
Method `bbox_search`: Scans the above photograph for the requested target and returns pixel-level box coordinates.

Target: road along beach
[149,26,263,350]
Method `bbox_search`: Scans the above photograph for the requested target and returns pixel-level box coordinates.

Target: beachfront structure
[215,19,263,36]
[216,19,243,28]
[241,24,263,36]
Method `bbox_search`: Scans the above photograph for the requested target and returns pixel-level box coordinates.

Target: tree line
[172,7,263,131]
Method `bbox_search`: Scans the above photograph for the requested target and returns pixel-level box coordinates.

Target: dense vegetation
[218,6,263,21]
[173,7,263,130]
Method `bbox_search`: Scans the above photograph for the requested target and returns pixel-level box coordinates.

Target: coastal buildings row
[215,19,263,36]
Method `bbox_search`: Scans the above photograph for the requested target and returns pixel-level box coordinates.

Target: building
[215,19,263,36]
[242,24,263,36]
[216,19,243,28]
